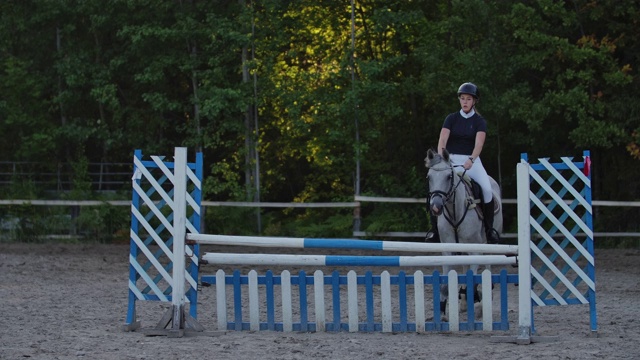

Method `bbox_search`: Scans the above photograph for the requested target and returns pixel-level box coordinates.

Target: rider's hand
[464,158,473,170]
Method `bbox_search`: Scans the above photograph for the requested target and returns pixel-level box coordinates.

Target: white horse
[424,148,503,318]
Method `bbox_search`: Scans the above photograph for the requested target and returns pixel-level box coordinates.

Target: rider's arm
[469,131,486,162]
[437,128,450,155]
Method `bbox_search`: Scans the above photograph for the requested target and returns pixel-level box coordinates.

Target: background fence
[1,197,639,246]
[0,161,131,192]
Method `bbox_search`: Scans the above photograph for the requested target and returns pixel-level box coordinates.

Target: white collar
[460,109,475,118]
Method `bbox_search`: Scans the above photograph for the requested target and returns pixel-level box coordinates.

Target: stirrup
[425,231,439,243]
[486,228,501,244]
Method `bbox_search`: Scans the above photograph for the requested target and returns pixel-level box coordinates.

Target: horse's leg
[472,263,493,320]
[458,263,476,314]
[470,262,481,303]
[469,255,492,320]
[471,246,495,305]
[439,261,452,319]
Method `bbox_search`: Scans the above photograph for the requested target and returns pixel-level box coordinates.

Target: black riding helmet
[457,82,479,100]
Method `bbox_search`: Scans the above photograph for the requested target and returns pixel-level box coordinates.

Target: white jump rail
[188,233,519,255]
[201,253,517,267]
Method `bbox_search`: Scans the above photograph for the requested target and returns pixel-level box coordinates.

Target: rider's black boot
[483,200,500,244]
[425,213,440,243]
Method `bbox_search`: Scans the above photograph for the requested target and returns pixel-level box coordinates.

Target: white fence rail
[1,197,639,239]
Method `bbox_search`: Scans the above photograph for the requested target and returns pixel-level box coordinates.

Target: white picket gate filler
[123,147,596,343]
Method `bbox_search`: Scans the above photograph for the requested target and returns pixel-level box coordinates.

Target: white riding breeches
[449,154,493,203]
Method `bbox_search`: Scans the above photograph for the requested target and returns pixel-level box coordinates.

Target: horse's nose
[430,196,443,216]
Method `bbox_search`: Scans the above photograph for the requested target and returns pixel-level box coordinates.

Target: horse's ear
[425,148,435,168]
[442,148,450,162]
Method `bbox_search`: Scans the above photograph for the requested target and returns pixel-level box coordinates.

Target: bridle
[427,165,456,205]
[427,164,473,243]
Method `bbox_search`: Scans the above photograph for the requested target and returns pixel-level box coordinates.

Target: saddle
[456,172,500,219]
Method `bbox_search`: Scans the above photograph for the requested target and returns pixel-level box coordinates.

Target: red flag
[583,156,591,177]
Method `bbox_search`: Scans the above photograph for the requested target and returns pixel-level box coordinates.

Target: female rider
[425,82,500,244]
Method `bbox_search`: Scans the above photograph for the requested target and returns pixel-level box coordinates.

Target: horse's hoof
[474,302,483,317]
[459,295,468,313]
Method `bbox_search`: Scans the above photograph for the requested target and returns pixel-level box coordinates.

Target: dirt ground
[1,243,639,360]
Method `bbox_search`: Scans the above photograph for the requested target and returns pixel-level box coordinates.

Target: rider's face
[459,94,475,113]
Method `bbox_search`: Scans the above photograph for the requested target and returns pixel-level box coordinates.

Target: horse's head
[425,148,454,216]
